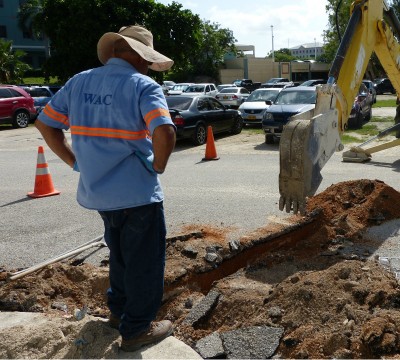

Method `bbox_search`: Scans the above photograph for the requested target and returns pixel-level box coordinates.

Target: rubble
[1,179,400,358]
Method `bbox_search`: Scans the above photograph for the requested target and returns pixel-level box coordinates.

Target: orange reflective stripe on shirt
[70,125,150,140]
[42,104,69,126]
[144,108,171,128]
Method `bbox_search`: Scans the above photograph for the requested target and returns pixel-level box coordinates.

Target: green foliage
[324,0,400,77]
[0,39,31,83]
[267,48,297,62]
[18,0,44,40]
[19,0,236,83]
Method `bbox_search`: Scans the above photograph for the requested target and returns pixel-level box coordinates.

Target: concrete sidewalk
[0,312,202,359]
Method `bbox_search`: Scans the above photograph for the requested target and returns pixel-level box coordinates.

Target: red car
[0,85,37,128]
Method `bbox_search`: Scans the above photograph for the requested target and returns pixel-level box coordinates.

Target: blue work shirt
[38,58,175,211]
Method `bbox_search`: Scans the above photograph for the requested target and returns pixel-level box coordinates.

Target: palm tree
[0,39,31,83]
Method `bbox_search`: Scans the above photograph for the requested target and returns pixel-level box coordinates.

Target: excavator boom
[279,0,400,214]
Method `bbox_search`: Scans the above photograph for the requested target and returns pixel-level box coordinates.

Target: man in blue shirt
[35,25,176,352]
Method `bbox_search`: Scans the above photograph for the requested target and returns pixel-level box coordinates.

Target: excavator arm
[279,0,400,214]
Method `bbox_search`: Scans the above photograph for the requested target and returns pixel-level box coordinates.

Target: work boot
[108,313,121,330]
[120,320,173,352]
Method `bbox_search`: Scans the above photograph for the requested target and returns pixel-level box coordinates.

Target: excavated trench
[2,179,400,359]
[163,214,319,296]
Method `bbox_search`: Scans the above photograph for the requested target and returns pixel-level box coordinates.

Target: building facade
[0,0,48,69]
[290,42,324,59]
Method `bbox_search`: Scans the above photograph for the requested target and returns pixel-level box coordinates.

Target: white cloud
[157,0,328,57]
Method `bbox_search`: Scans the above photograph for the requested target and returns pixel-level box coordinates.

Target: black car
[374,78,395,95]
[348,83,373,129]
[166,95,243,145]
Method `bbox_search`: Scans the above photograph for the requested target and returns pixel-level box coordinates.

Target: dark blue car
[262,86,316,144]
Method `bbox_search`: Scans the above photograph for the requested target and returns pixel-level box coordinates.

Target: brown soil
[1,179,400,359]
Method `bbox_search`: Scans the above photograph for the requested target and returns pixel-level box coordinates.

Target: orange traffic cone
[202,126,220,161]
[27,146,61,198]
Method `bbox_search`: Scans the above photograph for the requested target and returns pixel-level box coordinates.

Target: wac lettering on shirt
[84,93,112,105]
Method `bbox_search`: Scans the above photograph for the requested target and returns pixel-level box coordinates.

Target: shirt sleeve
[37,81,71,130]
[140,81,176,135]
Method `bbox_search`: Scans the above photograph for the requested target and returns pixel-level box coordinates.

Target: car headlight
[263,112,274,121]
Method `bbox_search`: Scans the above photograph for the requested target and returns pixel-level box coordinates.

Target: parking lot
[1,103,400,269]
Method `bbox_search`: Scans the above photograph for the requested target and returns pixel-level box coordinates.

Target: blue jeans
[99,202,166,339]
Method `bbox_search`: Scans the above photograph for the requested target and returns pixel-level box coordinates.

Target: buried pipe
[8,235,106,282]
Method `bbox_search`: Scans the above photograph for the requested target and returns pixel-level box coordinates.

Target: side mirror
[265,100,273,105]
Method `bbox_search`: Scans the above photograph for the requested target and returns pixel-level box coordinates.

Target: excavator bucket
[279,86,343,215]
[279,119,321,215]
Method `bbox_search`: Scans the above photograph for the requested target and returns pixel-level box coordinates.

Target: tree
[189,20,237,82]
[20,0,236,83]
[323,0,400,76]
[0,39,31,83]
[267,48,296,62]
[18,0,50,60]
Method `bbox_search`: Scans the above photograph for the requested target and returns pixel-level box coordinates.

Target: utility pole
[271,25,275,62]
[314,38,317,60]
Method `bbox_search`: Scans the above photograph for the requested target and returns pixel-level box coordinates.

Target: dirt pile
[1,179,400,359]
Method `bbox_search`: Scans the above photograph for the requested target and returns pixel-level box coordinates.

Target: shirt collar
[106,57,138,72]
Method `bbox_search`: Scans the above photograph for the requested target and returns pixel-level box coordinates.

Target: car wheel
[355,112,363,128]
[192,123,207,145]
[230,115,243,134]
[365,108,372,122]
[265,133,274,144]
[13,110,30,128]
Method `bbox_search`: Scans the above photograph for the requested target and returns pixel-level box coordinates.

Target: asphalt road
[1,106,400,269]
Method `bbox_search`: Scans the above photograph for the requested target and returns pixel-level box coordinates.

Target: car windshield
[171,84,189,91]
[166,96,193,110]
[26,88,52,97]
[246,89,280,102]
[274,89,316,105]
[219,88,238,94]
[217,85,235,91]
[185,85,205,93]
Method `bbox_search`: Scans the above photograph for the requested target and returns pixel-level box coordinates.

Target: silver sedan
[215,87,250,108]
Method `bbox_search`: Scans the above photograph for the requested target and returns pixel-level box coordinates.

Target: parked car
[215,87,250,108]
[166,95,243,145]
[262,81,296,89]
[373,77,395,95]
[348,83,373,129]
[217,83,237,92]
[0,85,37,128]
[231,79,261,92]
[183,83,218,97]
[300,79,326,86]
[167,83,194,96]
[262,86,317,144]
[161,80,176,94]
[362,79,377,103]
[23,85,61,116]
[262,77,290,87]
[238,88,282,125]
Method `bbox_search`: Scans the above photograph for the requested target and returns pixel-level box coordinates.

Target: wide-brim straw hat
[97,25,173,72]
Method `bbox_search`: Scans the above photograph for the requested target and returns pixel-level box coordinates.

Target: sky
[156,0,329,58]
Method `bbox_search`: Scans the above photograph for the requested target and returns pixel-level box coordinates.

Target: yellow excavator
[279,0,400,215]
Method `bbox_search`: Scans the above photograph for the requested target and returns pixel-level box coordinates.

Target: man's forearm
[152,124,176,173]
[35,119,76,168]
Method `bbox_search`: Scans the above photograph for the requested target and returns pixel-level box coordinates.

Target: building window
[0,25,7,38]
